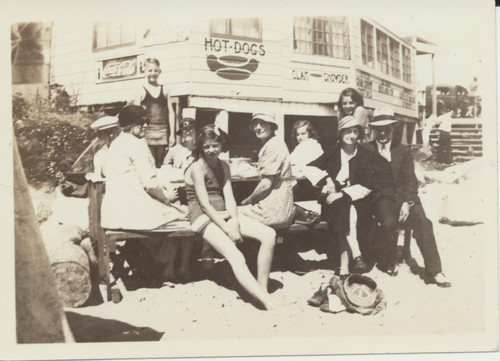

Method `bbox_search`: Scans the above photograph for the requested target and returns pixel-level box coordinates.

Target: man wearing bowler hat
[362,106,451,287]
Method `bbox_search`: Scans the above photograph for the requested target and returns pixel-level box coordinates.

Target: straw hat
[371,106,397,126]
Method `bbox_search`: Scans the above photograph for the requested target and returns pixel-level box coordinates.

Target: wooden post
[87,180,111,301]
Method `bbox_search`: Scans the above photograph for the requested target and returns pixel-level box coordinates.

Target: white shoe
[433,272,451,288]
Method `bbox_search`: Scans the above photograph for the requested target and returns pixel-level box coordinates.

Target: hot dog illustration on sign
[205,37,264,81]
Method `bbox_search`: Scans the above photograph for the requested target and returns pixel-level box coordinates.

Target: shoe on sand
[307,285,328,307]
[433,272,451,288]
[352,256,368,273]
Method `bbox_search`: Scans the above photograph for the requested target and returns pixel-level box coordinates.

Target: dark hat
[343,274,378,308]
[370,106,397,126]
[176,117,196,135]
[118,105,147,127]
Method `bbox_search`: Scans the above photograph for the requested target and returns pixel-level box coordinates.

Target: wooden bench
[87,180,198,301]
[88,179,330,301]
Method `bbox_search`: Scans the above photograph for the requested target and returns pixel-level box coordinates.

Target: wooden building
[50,17,419,157]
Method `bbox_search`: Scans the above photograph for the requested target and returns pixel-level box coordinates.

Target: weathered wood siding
[50,17,418,119]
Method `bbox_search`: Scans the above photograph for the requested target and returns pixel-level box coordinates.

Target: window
[389,38,401,79]
[360,20,374,67]
[210,18,261,40]
[293,17,350,59]
[376,29,389,74]
[93,22,136,50]
[402,45,412,83]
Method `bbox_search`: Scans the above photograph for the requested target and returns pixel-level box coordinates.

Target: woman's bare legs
[234,214,276,291]
[202,223,276,310]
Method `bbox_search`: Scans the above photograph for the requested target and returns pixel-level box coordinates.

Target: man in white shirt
[436,109,453,164]
[89,116,120,179]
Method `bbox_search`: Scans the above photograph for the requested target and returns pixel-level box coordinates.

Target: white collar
[376,140,392,151]
[340,146,357,160]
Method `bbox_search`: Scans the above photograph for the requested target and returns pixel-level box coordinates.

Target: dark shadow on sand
[66,312,163,342]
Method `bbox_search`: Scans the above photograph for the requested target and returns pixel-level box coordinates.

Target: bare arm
[240,176,273,205]
[133,85,146,106]
[221,161,239,222]
[165,86,176,146]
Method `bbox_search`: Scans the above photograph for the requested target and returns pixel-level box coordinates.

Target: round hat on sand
[343,274,378,308]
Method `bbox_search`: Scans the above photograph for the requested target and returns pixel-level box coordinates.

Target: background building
[49,16,419,157]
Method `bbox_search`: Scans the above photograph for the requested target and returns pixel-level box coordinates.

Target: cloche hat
[338,115,362,131]
[251,113,279,130]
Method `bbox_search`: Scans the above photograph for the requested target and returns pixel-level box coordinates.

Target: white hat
[251,113,278,130]
[90,116,119,131]
[371,107,397,126]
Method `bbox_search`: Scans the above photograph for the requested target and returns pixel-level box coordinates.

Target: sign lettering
[291,69,349,84]
[96,55,144,83]
[205,37,265,56]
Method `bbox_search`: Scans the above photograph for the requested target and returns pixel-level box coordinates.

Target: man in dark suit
[362,106,451,287]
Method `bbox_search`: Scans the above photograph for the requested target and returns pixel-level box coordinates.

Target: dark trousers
[402,202,442,276]
[323,197,373,263]
[437,131,453,164]
[148,145,167,168]
[372,196,398,268]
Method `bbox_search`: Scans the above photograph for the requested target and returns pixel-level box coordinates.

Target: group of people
[90,57,451,311]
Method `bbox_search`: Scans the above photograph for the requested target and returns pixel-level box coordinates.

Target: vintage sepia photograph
[1,0,498,360]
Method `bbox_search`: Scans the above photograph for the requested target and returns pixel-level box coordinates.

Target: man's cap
[176,117,196,135]
[90,116,119,131]
[250,113,278,130]
[371,106,398,126]
[118,105,147,127]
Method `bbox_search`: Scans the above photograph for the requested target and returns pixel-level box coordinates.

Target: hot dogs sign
[205,37,265,81]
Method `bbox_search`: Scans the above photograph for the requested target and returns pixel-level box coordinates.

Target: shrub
[14,110,103,187]
[12,92,31,120]
[50,83,77,113]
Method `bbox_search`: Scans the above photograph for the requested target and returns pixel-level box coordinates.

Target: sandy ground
[28,158,495,354]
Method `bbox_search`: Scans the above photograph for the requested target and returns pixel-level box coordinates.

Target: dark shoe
[378,264,398,277]
[307,284,328,307]
[339,273,350,281]
[433,272,452,288]
[319,296,331,313]
[352,256,368,273]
